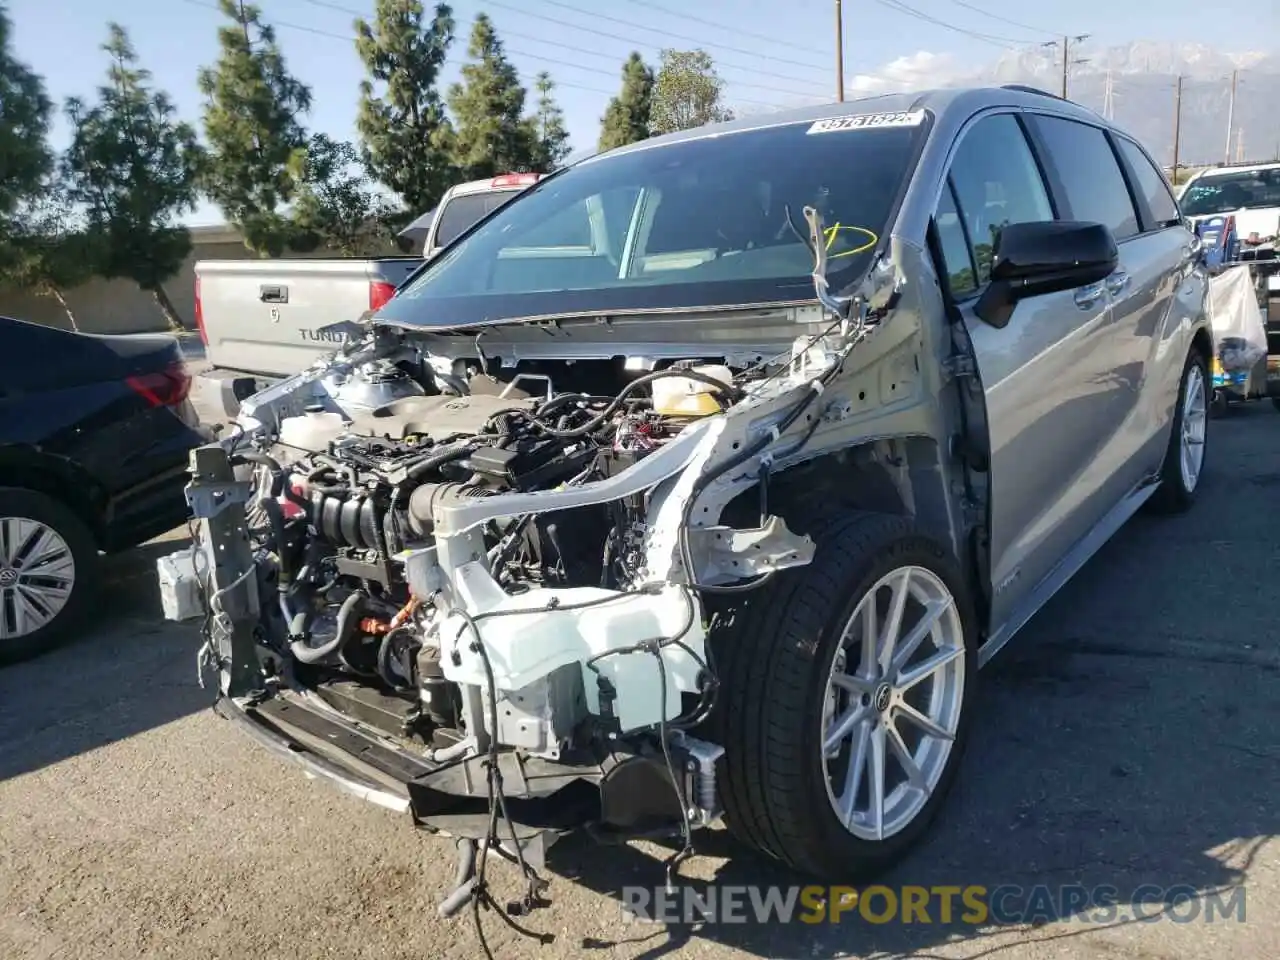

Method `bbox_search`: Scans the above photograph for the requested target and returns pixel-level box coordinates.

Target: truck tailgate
[197,257,421,376]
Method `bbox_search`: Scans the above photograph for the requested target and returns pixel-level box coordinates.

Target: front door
[932,111,1130,633]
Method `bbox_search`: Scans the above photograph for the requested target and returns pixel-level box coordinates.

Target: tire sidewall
[0,487,98,666]
[795,528,979,874]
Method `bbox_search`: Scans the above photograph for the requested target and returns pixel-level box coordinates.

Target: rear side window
[947,113,1053,286]
[433,191,519,247]
[1032,116,1139,240]
[1115,137,1182,229]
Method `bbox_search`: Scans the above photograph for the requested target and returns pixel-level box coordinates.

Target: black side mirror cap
[975,220,1119,328]
[975,279,1015,328]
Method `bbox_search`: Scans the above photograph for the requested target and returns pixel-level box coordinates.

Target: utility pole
[1103,70,1114,120]
[1172,75,1184,177]
[835,0,845,102]
[1225,69,1239,164]
[1061,36,1070,98]
[1044,34,1090,98]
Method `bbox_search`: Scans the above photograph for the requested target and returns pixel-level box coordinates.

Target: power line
[945,0,1062,38]
[869,0,1032,48]
[491,0,833,77]
[620,0,821,54]
[180,0,793,108]
[180,0,613,93]
[293,0,834,96]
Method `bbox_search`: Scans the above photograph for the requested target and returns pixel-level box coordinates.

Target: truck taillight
[490,173,540,188]
[369,281,397,311]
[194,275,208,346]
[127,361,192,408]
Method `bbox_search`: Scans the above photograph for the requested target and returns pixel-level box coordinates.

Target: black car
[0,316,211,664]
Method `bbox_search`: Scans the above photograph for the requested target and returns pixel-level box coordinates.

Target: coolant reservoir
[278,408,347,450]
[439,567,706,734]
[650,364,734,417]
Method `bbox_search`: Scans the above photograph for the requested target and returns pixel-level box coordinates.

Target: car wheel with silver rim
[717,511,977,881]
[1150,346,1210,514]
[0,487,97,666]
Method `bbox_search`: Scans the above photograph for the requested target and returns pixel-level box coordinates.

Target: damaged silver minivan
[166,85,1211,914]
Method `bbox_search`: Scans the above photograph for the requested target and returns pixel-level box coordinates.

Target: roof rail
[1001,83,1065,101]
[1210,158,1280,169]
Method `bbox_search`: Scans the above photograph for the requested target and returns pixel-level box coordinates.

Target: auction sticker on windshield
[807,110,926,134]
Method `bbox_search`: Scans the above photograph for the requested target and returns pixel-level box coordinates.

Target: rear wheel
[714,511,978,880]
[0,488,98,666]
[1150,347,1209,514]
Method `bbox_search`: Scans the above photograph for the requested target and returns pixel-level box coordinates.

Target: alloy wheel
[1180,363,1208,493]
[0,516,76,642]
[820,564,966,841]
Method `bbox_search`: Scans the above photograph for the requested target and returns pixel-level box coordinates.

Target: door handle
[1073,281,1107,310]
[1105,271,1131,295]
[259,284,288,304]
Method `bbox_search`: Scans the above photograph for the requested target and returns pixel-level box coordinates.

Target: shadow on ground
[0,535,207,782]
[532,412,1280,958]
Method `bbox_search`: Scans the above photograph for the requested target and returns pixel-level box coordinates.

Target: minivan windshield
[376,112,929,328]
[1180,167,1280,217]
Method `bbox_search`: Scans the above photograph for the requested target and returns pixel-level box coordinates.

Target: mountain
[962,41,1280,167]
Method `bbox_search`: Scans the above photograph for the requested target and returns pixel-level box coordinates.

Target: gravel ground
[2,405,1279,960]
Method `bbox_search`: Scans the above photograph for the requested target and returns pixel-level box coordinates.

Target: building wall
[0,227,403,335]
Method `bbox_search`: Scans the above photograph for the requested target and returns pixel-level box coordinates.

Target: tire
[1149,347,1210,514]
[1271,397,1280,413]
[1209,390,1229,419]
[0,487,99,666]
[712,511,978,881]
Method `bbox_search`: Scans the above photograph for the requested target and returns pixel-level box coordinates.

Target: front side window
[1030,116,1139,240]
[1180,168,1280,217]
[377,116,929,328]
[935,179,977,297]
[946,113,1053,286]
[1115,137,1181,229]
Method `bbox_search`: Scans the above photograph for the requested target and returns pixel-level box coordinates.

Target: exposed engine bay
[238,354,756,745]
[169,207,962,923]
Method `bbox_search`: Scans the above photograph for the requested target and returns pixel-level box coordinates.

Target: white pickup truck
[194,173,541,417]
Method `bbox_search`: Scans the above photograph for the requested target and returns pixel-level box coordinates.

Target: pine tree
[0,1,51,221]
[197,0,311,256]
[63,24,204,330]
[446,14,538,180]
[598,52,653,152]
[0,182,97,330]
[529,72,570,172]
[650,49,733,136]
[0,3,90,329]
[292,134,397,256]
[355,0,456,218]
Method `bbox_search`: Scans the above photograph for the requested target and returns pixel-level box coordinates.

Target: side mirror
[975,220,1119,328]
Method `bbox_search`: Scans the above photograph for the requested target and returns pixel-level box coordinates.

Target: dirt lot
[2,405,1279,960]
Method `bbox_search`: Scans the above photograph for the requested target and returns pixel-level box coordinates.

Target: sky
[4,0,1264,224]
